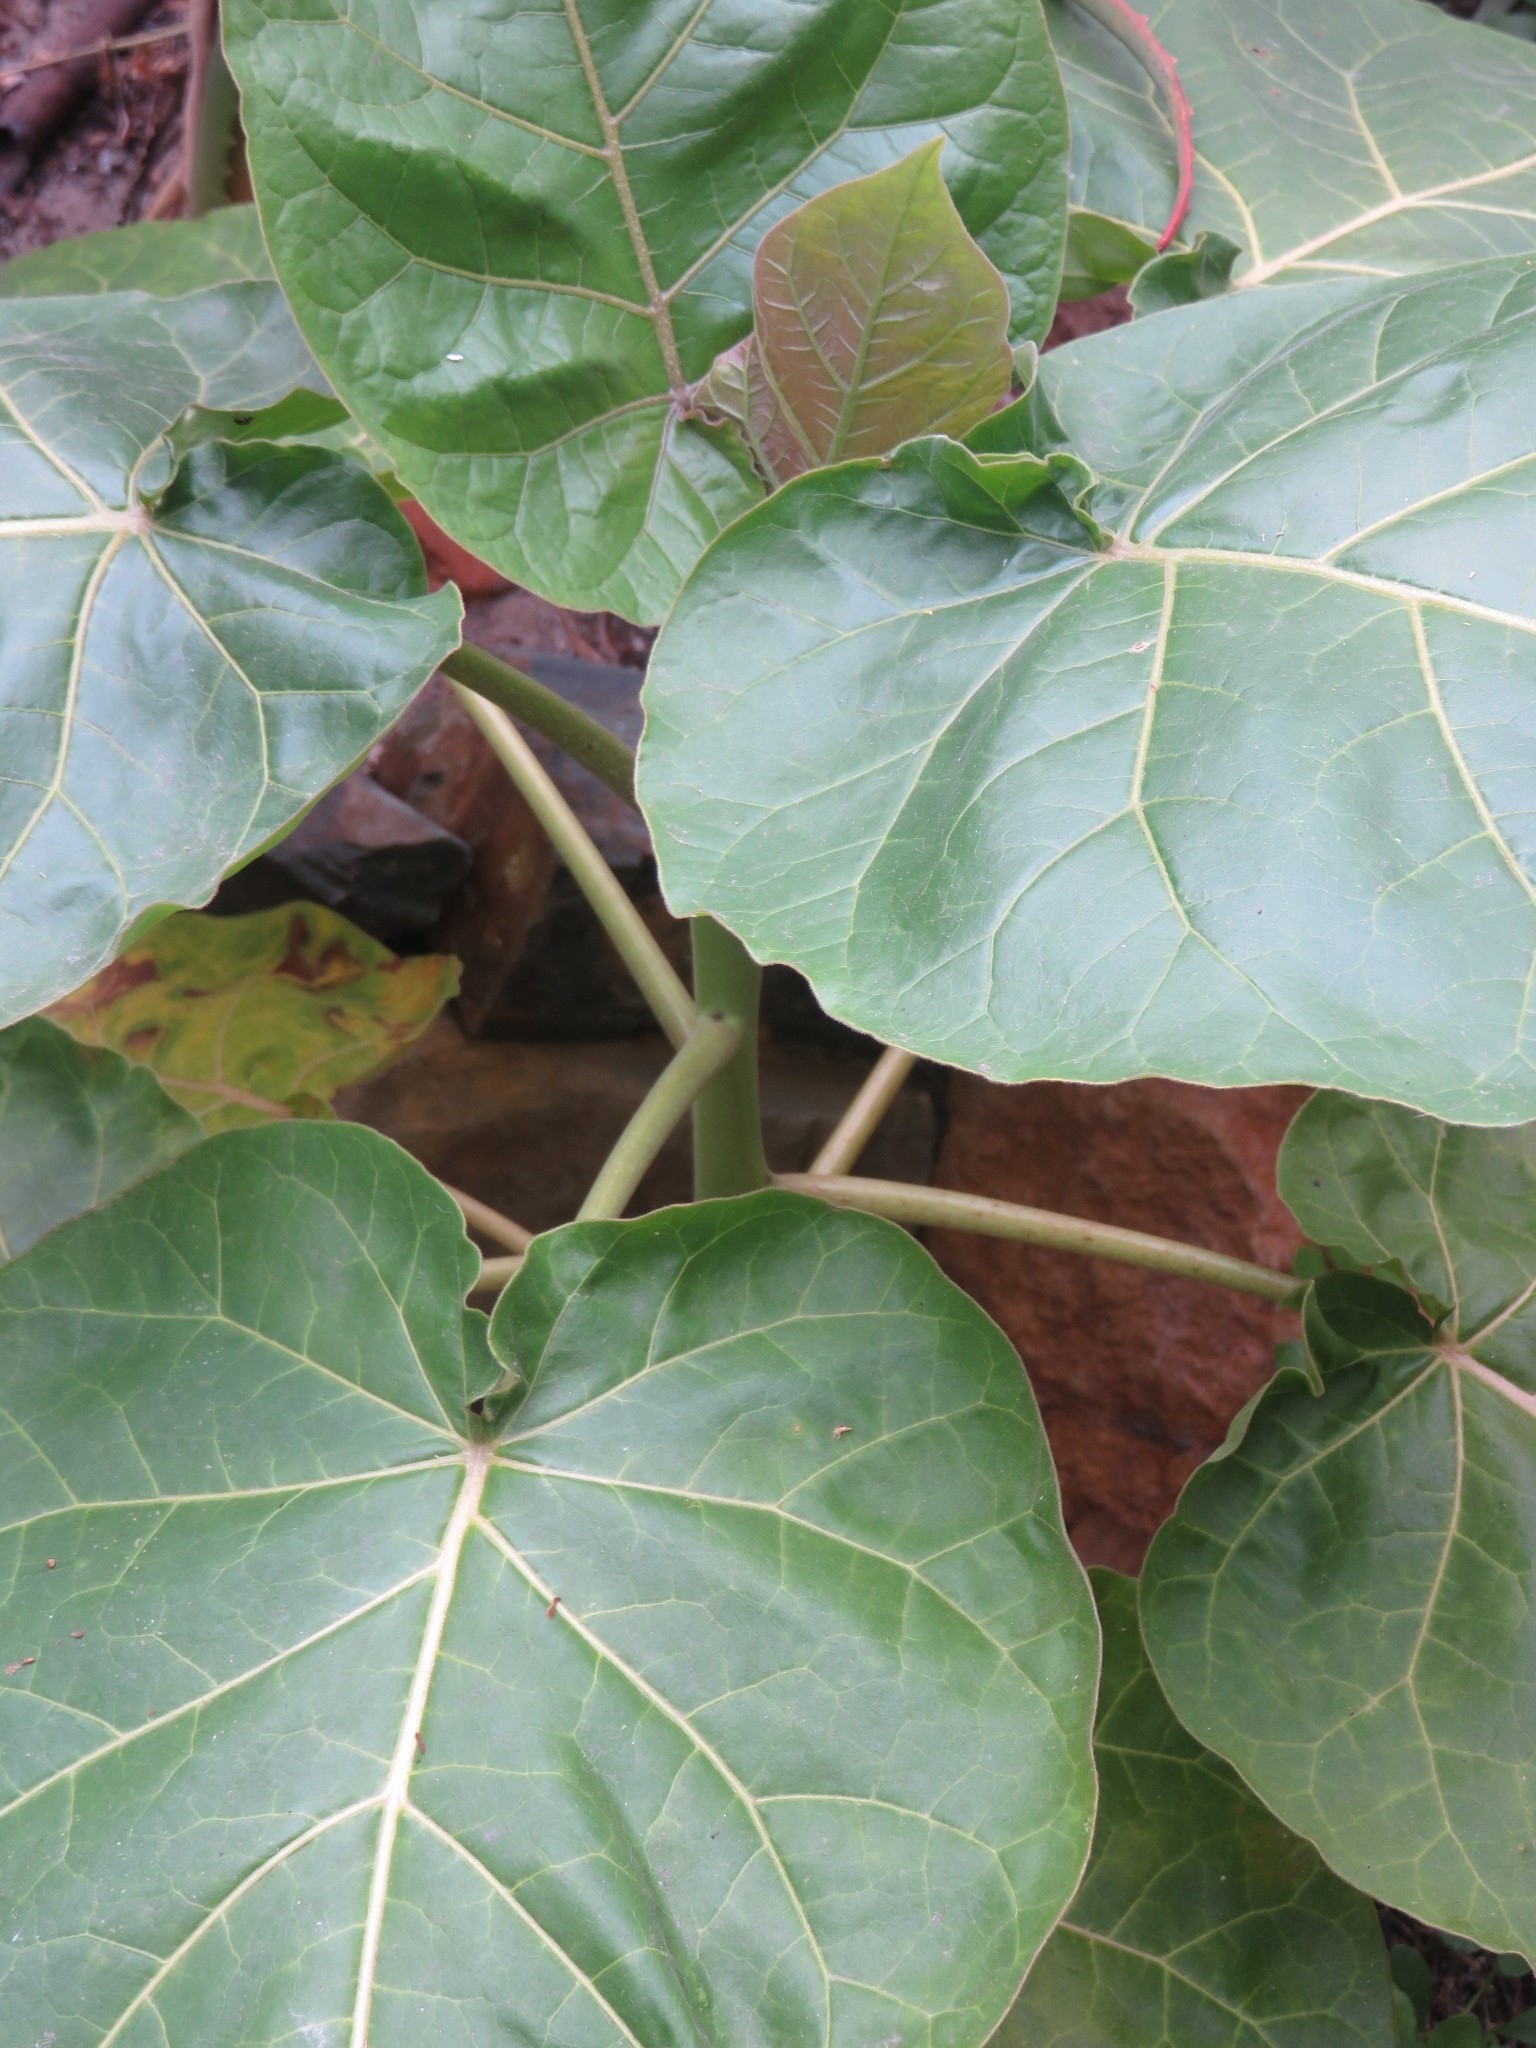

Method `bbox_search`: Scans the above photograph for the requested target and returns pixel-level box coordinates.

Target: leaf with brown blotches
[50,904,459,1133]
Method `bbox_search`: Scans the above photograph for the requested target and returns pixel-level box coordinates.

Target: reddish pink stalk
[1072,0,1194,251]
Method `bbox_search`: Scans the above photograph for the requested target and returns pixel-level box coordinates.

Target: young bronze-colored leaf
[0,1017,199,1264]
[1050,0,1536,295]
[49,905,460,1133]
[1142,1095,1536,1959]
[223,0,1068,621]
[0,1134,1098,2046]
[639,258,1536,1123]
[1001,1571,1395,2048]
[699,142,1012,485]
[0,289,461,1028]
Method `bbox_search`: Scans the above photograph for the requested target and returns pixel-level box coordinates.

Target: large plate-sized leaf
[0,288,460,1026]
[1141,1092,1536,1958]
[0,1017,198,1264]
[225,0,1068,623]
[1000,1571,1394,2048]
[0,1134,1098,2047]
[0,206,274,298]
[1047,0,1536,296]
[49,904,460,1133]
[641,258,1536,1122]
[0,212,399,474]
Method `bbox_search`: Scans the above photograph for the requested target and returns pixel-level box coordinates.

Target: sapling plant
[2,0,1536,2041]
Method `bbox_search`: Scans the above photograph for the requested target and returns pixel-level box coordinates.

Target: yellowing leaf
[50,904,459,1133]
[698,141,1013,485]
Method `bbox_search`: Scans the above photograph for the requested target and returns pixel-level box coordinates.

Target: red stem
[1072,0,1194,251]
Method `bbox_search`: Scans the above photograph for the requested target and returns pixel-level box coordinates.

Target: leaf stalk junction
[464,657,1298,1306]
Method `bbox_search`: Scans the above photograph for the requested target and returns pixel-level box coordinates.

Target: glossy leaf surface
[1278,1091,1536,1334]
[0,1017,198,1265]
[1001,1571,1394,2048]
[1048,0,1536,294]
[0,289,460,1027]
[701,142,1012,485]
[0,1140,1098,2046]
[1142,1093,1536,1958]
[50,905,459,1133]
[641,259,1536,1121]
[0,207,274,297]
[224,0,1068,620]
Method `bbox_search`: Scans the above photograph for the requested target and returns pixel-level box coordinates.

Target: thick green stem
[690,920,769,1200]
[451,682,695,1048]
[776,1173,1299,1304]
[444,643,637,809]
[579,1016,742,1221]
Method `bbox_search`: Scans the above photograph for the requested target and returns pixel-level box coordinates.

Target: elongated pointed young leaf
[641,258,1536,1122]
[1141,1093,1536,1960]
[0,1133,1098,2046]
[700,141,1012,485]
[223,0,1068,622]
[1000,1571,1395,2048]
[1049,0,1536,296]
[0,1017,199,1264]
[0,289,460,1026]
[49,905,460,1133]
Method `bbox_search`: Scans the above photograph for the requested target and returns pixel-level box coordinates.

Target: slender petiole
[452,682,696,1048]
[442,1184,534,1255]
[811,1047,918,1177]
[776,1173,1298,1304]
[443,643,637,809]
[1069,0,1194,251]
[470,1253,524,1296]
[578,1015,742,1221]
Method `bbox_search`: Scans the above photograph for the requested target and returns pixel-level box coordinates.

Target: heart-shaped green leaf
[0,288,461,1027]
[1000,1570,1395,2048]
[1049,0,1536,296]
[640,258,1536,1122]
[49,905,460,1133]
[0,1017,199,1265]
[0,207,274,299]
[1278,1092,1536,1337]
[1141,1093,1536,1959]
[224,0,1068,621]
[0,1131,1098,2045]
[700,141,1012,486]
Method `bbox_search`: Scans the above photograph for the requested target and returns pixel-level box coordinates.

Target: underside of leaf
[1049,0,1536,295]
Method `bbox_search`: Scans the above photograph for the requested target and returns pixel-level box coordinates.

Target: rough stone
[370,676,555,1032]
[925,1077,1308,1571]
[246,772,472,939]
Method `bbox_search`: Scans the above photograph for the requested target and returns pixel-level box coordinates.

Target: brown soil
[0,0,190,255]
